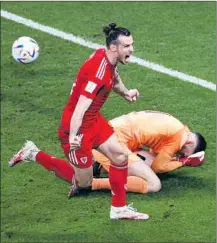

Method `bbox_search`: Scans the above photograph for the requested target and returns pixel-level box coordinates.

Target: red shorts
[58,113,114,169]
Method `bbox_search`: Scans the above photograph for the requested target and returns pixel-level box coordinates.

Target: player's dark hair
[194,132,207,153]
[103,23,131,47]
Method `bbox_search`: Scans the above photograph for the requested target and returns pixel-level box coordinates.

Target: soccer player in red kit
[9,23,149,220]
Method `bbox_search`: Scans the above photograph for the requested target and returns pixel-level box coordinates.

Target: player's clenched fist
[124,89,140,102]
[69,134,83,151]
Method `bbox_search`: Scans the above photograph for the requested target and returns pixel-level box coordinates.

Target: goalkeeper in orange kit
[9,110,206,195]
[91,110,206,194]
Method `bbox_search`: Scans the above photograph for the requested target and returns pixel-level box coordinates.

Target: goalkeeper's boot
[110,203,149,220]
[8,140,39,167]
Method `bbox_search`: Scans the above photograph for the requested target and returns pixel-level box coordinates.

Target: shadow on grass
[153,171,216,197]
[90,171,215,199]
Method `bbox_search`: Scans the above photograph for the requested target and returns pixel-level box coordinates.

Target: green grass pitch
[1,2,216,243]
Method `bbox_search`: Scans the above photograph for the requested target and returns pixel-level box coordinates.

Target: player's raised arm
[113,70,140,102]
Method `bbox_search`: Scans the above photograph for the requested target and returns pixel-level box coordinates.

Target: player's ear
[110,43,118,52]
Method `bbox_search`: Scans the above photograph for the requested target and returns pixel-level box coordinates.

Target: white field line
[1,10,216,92]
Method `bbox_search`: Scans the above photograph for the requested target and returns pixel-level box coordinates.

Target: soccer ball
[12,36,40,64]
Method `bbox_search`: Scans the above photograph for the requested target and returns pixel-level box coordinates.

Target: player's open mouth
[125,55,130,62]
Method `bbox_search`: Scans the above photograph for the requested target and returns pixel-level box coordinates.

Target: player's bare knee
[149,178,162,192]
[153,179,162,192]
[79,178,92,188]
[74,166,93,188]
[112,151,128,166]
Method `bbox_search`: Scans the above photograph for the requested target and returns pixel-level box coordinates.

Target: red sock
[36,151,75,184]
[109,162,128,207]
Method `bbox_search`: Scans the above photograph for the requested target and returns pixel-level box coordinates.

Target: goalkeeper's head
[193,132,207,153]
[180,132,207,157]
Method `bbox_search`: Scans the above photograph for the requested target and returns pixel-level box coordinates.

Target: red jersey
[61,48,116,132]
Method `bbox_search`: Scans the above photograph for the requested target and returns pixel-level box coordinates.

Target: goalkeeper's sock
[92,176,148,194]
[109,162,128,207]
[36,151,74,183]
[91,178,111,190]
[127,176,148,194]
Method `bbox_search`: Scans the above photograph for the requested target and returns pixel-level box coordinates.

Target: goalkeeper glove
[179,151,205,167]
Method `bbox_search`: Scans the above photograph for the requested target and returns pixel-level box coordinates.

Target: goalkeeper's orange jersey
[92,110,190,173]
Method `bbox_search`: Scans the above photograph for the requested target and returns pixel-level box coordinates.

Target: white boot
[8,140,40,167]
[110,203,149,220]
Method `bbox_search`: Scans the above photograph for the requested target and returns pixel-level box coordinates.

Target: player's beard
[119,59,126,65]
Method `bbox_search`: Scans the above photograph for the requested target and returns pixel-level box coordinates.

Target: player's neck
[105,49,118,66]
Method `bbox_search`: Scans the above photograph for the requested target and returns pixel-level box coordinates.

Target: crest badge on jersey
[80,156,88,164]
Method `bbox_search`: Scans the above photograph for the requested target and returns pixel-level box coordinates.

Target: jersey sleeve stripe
[98,62,107,80]
[69,150,79,165]
[73,150,79,165]
[96,57,106,79]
